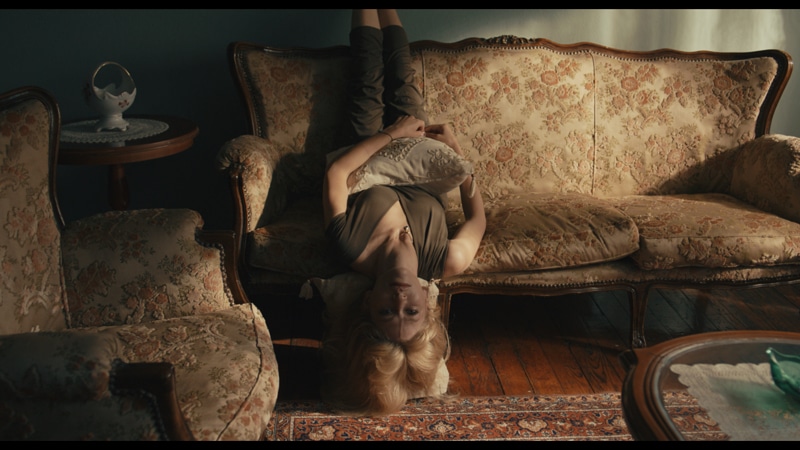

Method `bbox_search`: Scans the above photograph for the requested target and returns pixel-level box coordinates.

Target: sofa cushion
[247,197,347,279]
[327,136,473,196]
[610,193,800,270]
[458,193,640,273]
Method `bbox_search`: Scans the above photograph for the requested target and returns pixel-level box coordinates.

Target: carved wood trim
[110,361,195,441]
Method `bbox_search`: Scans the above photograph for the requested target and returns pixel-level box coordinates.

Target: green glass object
[766,347,800,401]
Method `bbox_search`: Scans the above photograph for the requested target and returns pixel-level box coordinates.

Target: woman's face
[366,269,429,343]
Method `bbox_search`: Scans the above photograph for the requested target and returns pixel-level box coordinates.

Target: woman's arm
[443,175,485,277]
[425,124,486,277]
[323,115,426,225]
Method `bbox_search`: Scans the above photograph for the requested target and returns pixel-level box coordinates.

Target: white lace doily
[61,118,169,144]
[671,363,800,440]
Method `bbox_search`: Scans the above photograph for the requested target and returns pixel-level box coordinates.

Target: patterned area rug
[264,391,726,441]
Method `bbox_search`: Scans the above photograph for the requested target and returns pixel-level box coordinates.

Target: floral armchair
[0,86,279,440]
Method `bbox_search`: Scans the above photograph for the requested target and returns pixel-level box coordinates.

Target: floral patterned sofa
[0,86,279,440]
[217,36,797,348]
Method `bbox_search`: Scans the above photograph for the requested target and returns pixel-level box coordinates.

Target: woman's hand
[382,115,426,140]
[424,123,463,155]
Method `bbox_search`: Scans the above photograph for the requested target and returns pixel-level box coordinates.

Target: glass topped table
[620,330,800,441]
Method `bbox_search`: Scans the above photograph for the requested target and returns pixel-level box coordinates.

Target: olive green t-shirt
[326,185,448,280]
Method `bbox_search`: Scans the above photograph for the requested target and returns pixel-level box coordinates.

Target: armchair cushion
[327,136,473,196]
[61,208,234,328]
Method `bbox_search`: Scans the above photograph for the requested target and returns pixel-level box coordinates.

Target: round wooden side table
[59,114,198,210]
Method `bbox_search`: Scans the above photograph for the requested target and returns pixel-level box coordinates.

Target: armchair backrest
[0,86,69,334]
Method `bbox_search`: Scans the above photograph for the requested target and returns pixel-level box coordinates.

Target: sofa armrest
[728,134,800,223]
[61,208,234,328]
[216,134,289,234]
[0,330,192,440]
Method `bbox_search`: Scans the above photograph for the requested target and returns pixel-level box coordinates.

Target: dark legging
[347,25,427,140]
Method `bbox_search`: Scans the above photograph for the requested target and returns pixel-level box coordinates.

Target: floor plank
[504,299,563,394]
[515,296,593,395]
[475,296,534,395]
[448,295,504,396]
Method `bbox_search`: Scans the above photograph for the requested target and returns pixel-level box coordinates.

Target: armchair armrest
[0,330,192,440]
[728,134,800,223]
[112,361,194,440]
[0,330,115,401]
[61,209,234,328]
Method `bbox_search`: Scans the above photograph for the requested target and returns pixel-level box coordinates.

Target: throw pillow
[326,136,473,197]
[301,272,449,399]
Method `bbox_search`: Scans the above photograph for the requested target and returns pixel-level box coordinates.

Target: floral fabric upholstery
[450,193,639,273]
[61,208,234,327]
[609,193,800,270]
[592,55,778,197]
[218,50,352,231]
[246,197,346,280]
[0,95,67,335]
[219,39,792,284]
[0,304,278,440]
[728,134,800,224]
[1,87,278,440]
[420,47,597,200]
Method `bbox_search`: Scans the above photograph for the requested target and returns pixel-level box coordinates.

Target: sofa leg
[628,285,649,348]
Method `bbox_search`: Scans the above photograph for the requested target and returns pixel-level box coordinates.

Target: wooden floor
[253,283,800,402]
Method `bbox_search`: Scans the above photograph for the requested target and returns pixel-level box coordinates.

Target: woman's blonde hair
[320,290,450,416]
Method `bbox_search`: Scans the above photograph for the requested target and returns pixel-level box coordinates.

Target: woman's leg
[348,9,385,140]
[378,9,427,126]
